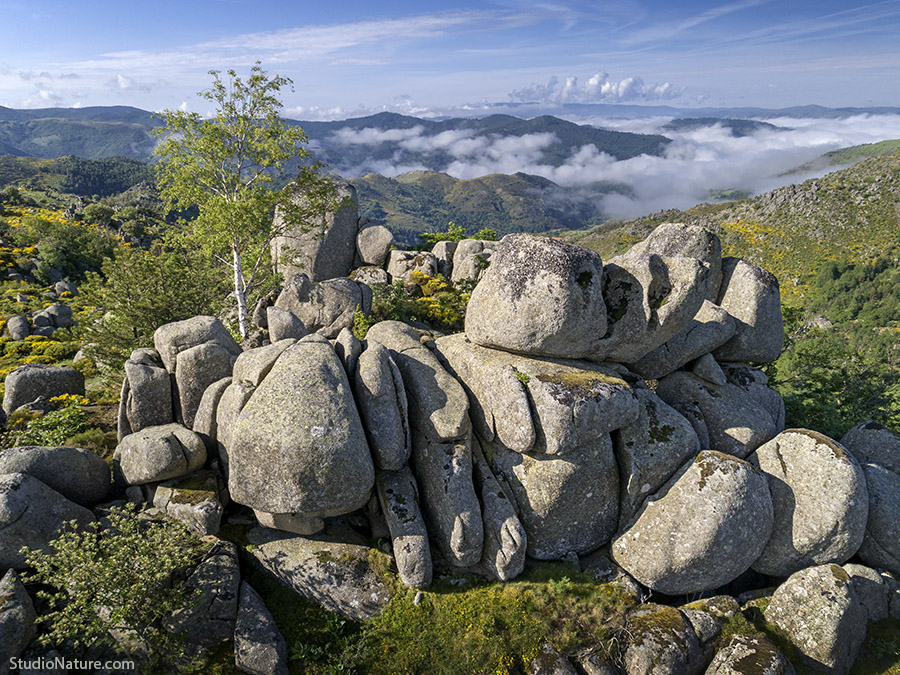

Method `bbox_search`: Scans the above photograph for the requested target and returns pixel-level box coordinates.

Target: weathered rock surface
[435,333,639,455]
[350,265,390,286]
[840,420,900,475]
[247,527,392,621]
[153,315,241,374]
[596,251,710,363]
[386,250,439,283]
[235,582,289,675]
[488,434,619,559]
[5,315,29,341]
[271,180,359,283]
[353,342,410,471]
[472,440,526,581]
[152,470,227,536]
[432,240,457,278]
[122,348,172,434]
[721,363,786,434]
[612,451,773,594]
[228,336,374,516]
[115,423,207,485]
[623,604,705,675]
[275,274,371,339]
[705,635,796,675]
[0,446,109,507]
[2,364,84,416]
[215,380,256,473]
[843,563,890,624]
[451,239,494,283]
[0,472,95,568]
[628,300,735,380]
[376,466,432,588]
[656,371,778,458]
[175,342,238,428]
[0,570,36,670]
[614,388,701,530]
[334,327,362,379]
[713,258,784,364]
[165,540,240,651]
[193,376,232,451]
[464,234,608,359]
[266,306,308,342]
[764,564,866,674]
[232,339,297,388]
[856,462,900,575]
[748,429,868,577]
[356,224,394,268]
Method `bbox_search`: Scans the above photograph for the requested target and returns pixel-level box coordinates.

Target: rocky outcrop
[234,582,289,675]
[0,446,109,507]
[114,423,207,485]
[856,462,900,574]
[612,451,773,594]
[748,430,868,577]
[2,364,84,416]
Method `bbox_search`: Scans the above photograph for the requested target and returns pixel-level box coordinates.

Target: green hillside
[351,170,624,245]
[787,138,900,175]
[564,150,900,305]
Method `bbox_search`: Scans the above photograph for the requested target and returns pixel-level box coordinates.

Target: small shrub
[21,504,206,667]
[6,404,91,446]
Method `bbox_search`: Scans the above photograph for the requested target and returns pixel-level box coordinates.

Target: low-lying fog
[331,113,900,221]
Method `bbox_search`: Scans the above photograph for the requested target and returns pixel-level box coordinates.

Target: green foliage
[359,272,474,335]
[353,563,633,674]
[418,221,466,246]
[153,61,334,338]
[21,504,205,667]
[81,202,115,227]
[3,403,91,446]
[57,155,154,197]
[767,254,900,437]
[80,242,226,366]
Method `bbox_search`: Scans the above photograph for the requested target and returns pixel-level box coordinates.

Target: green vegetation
[154,62,335,338]
[417,221,498,248]
[80,243,226,366]
[21,504,207,669]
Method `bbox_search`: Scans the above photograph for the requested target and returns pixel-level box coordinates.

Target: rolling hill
[564,149,900,305]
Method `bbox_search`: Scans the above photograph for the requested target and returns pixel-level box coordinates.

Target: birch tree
[154,62,334,338]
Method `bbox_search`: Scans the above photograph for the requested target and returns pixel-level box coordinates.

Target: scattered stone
[856,462,900,575]
[748,429,868,577]
[165,540,241,651]
[0,446,110,507]
[356,224,394,267]
[705,635,796,675]
[234,582,288,675]
[114,423,207,485]
[843,563,890,624]
[353,342,410,471]
[464,234,608,359]
[527,643,577,675]
[386,250,439,283]
[247,527,392,621]
[0,472,95,568]
[228,336,374,517]
[271,179,359,283]
[623,604,705,675]
[52,280,78,296]
[152,470,227,537]
[629,301,735,380]
[153,315,241,374]
[4,315,29,341]
[612,451,773,595]
[614,388,701,530]
[472,440,526,581]
[376,466,432,588]
[122,348,172,434]
[266,306,308,342]
[2,364,84,416]
[0,570,36,669]
[713,258,784,364]
[764,564,866,674]
[656,371,778,458]
[840,420,900,475]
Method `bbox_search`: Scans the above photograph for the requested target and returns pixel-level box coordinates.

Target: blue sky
[1,0,899,117]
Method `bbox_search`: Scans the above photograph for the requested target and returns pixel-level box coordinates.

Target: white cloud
[509,72,683,104]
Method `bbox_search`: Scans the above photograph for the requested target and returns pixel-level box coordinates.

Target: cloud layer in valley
[328,113,900,220]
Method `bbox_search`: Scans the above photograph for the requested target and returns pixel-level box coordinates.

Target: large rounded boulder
[228,335,375,517]
[0,446,109,506]
[840,419,900,475]
[856,462,900,574]
[612,451,773,595]
[748,429,868,577]
[464,234,607,359]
